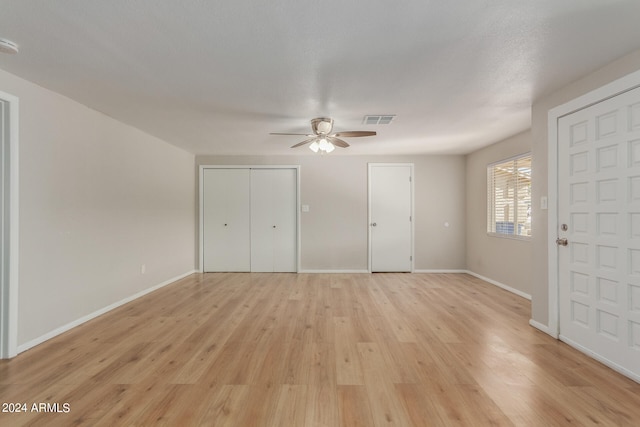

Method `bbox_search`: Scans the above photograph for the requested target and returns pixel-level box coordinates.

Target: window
[487,153,531,238]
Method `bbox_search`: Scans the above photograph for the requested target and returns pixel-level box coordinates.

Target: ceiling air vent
[363,115,395,125]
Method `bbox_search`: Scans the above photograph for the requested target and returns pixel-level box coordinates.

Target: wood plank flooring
[1,273,640,426]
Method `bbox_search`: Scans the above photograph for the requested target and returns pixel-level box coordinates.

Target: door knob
[371,222,377,227]
[556,237,568,246]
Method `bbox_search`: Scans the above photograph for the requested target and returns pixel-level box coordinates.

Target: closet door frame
[199,165,301,273]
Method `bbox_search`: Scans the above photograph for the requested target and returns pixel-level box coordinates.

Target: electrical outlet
[141,264,146,274]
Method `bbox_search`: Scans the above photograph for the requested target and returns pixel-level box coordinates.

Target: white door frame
[547,69,640,339]
[0,91,19,359]
[198,165,301,273]
[367,163,415,273]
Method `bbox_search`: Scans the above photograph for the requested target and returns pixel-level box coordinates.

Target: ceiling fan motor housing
[311,117,333,135]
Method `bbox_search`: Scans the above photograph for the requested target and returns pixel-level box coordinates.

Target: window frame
[487,153,532,240]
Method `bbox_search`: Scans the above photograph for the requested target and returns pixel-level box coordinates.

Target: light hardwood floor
[1,273,640,426]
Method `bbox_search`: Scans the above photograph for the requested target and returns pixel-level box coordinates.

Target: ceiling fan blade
[327,136,349,148]
[333,131,377,137]
[290,137,318,148]
[271,132,314,136]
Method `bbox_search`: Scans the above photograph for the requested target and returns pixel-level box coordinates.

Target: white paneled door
[251,168,297,272]
[558,86,640,379]
[202,169,251,272]
[369,164,413,272]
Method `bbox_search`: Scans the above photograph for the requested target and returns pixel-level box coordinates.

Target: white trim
[547,106,560,338]
[0,91,19,359]
[547,68,640,340]
[560,334,640,384]
[413,269,468,274]
[17,270,197,354]
[298,269,370,274]
[198,166,205,274]
[411,164,415,273]
[529,319,556,338]
[367,163,415,273]
[296,167,301,273]
[199,165,301,273]
[464,270,532,300]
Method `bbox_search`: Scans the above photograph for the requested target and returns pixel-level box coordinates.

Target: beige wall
[0,68,196,347]
[531,49,640,327]
[465,131,532,296]
[196,155,467,271]
[16,47,640,348]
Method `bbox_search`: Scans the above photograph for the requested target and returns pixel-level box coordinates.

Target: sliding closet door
[250,169,297,272]
[202,169,251,272]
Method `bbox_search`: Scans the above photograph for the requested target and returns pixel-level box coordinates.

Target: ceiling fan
[270,117,376,153]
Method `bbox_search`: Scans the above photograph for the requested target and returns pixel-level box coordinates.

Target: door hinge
[410,256,413,261]
[409,176,412,182]
[409,215,412,222]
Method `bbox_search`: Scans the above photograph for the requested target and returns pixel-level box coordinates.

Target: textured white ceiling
[1,0,640,155]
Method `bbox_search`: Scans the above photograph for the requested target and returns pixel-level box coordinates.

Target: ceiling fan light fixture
[309,138,335,154]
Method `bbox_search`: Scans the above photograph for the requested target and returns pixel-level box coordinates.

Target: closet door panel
[272,169,297,272]
[250,169,297,272]
[250,169,274,272]
[203,169,251,272]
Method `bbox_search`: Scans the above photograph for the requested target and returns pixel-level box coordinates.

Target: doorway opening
[0,91,18,359]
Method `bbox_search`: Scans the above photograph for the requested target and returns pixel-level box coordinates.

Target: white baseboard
[197,270,370,274]
[298,269,370,274]
[529,319,557,338]
[560,334,640,384]
[464,270,532,300]
[413,269,467,274]
[17,270,197,355]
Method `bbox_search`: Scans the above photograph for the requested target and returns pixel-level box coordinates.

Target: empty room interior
[2,1,640,426]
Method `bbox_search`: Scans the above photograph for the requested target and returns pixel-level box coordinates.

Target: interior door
[202,169,251,272]
[369,164,413,272]
[558,85,640,378]
[250,168,297,272]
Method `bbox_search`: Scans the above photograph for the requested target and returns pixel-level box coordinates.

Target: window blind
[487,154,532,237]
